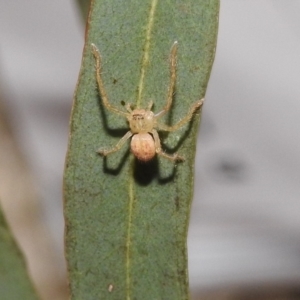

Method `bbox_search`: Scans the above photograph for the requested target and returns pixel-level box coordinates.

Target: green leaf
[64,0,219,299]
[0,205,39,300]
[75,0,91,21]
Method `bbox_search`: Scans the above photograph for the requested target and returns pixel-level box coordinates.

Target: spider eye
[133,114,144,120]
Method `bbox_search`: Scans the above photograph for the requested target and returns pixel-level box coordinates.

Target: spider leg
[155,41,178,118]
[151,129,184,162]
[157,98,204,132]
[126,103,133,113]
[91,44,128,117]
[147,100,153,110]
[98,131,133,156]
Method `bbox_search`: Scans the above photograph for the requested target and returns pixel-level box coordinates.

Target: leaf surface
[0,205,39,300]
[65,0,219,299]
[75,0,91,21]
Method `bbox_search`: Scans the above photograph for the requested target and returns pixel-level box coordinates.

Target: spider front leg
[155,41,178,118]
[157,98,204,132]
[151,130,184,162]
[98,131,132,156]
[91,44,128,117]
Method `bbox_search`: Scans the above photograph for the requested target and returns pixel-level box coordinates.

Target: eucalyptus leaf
[65,0,219,299]
[75,0,91,21]
[0,205,39,300]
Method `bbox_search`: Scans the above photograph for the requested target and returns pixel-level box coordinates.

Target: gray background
[0,0,299,297]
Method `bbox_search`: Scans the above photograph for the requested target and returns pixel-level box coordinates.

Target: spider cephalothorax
[128,108,155,134]
[91,42,203,162]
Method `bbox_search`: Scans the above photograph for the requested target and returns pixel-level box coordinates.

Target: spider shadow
[96,94,128,139]
[133,157,159,185]
[159,94,197,158]
[102,149,130,176]
[96,94,130,174]
[133,156,178,186]
[160,119,195,155]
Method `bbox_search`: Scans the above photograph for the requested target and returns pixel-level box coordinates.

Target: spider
[91,41,204,162]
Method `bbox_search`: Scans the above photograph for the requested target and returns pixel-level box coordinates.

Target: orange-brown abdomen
[131,133,156,161]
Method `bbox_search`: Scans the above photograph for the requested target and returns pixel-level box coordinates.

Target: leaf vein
[136,0,158,108]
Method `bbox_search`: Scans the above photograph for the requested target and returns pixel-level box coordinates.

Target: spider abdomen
[131,133,156,161]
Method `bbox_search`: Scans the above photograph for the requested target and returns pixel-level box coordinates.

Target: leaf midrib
[126,1,158,299]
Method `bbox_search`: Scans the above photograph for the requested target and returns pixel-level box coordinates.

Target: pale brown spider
[91,42,204,162]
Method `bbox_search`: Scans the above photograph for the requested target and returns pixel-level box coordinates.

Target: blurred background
[0,1,300,299]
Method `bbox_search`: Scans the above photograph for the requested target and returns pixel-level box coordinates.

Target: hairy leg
[155,41,178,118]
[98,131,133,156]
[91,44,128,117]
[157,98,204,132]
[151,129,184,162]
